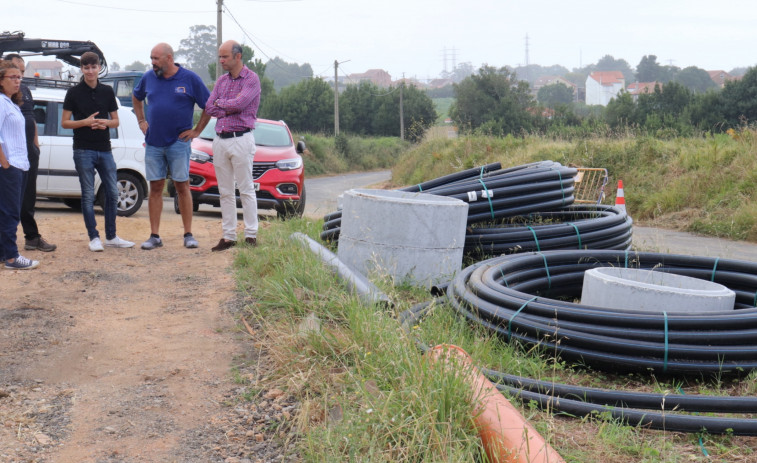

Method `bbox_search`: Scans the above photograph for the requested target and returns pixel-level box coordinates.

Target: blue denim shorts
[145,139,191,182]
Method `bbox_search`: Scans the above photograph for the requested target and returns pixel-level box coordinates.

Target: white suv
[30,84,147,216]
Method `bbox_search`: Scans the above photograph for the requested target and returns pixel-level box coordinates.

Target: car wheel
[107,172,145,217]
[276,185,306,220]
[174,194,199,214]
[63,198,82,210]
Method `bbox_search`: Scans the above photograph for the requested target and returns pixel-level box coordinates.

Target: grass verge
[232,218,757,462]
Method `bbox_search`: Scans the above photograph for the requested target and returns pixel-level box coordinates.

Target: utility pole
[216,0,223,80]
[399,74,404,141]
[334,60,339,135]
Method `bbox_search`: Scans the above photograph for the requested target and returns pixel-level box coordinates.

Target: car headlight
[190,149,211,163]
[275,157,303,171]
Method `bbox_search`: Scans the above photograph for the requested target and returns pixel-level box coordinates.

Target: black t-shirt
[63,80,118,151]
[19,83,35,144]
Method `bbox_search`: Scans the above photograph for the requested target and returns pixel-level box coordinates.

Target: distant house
[394,77,425,89]
[627,82,662,101]
[532,75,577,97]
[707,70,741,88]
[347,69,392,88]
[427,78,453,89]
[25,60,63,79]
[585,71,625,106]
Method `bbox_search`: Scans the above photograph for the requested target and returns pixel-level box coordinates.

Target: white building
[585,71,625,106]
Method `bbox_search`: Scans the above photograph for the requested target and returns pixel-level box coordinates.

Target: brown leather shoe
[25,236,57,252]
[244,237,257,247]
[211,239,236,252]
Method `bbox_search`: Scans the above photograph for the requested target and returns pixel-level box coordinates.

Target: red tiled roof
[627,82,661,95]
[589,71,624,85]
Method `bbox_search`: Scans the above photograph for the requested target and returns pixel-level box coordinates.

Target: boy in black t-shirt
[61,52,134,251]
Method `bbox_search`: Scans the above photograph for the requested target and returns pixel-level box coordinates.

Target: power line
[223,3,312,79]
[55,0,212,13]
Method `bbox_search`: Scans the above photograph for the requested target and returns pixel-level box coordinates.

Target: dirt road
[0,198,298,463]
[0,169,390,463]
[3,168,756,462]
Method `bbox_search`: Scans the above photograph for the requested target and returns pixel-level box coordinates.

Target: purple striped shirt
[205,66,261,133]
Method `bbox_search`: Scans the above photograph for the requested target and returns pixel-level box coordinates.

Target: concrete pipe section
[338,189,468,288]
[581,267,736,313]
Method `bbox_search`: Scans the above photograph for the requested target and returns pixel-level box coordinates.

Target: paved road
[303,170,393,219]
[632,226,757,261]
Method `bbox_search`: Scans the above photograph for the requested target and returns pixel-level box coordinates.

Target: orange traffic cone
[615,180,626,214]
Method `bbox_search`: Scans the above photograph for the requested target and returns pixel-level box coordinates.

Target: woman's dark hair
[0,61,22,105]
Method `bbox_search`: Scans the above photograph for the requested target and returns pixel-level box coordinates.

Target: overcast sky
[12,0,757,81]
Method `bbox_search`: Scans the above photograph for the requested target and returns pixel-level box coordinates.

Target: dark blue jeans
[0,165,25,261]
[73,149,118,240]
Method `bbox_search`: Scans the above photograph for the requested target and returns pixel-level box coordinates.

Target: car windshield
[199,119,292,147]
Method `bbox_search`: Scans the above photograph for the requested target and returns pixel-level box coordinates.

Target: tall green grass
[233,219,757,462]
[392,128,757,241]
[299,133,409,177]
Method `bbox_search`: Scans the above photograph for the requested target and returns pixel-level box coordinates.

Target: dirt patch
[0,201,299,463]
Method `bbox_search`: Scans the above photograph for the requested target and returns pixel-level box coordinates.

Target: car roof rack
[22,76,76,89]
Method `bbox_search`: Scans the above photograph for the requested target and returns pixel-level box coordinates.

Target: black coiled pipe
[447,250,757,374]
[465,204,633,257]
[321,161,578,242]
[399,299,757,435]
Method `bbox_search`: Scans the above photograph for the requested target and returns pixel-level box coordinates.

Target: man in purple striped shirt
[205,40,261,252]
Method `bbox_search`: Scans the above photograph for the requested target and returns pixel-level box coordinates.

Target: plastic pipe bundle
[400,299,757,436]
[321,161,578,242]
[446,249,757,374]
[465,204,633,258]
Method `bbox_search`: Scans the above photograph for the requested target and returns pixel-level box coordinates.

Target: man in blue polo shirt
[132,42,210,250]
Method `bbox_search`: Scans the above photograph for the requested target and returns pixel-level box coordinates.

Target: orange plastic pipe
[428,344,565,463]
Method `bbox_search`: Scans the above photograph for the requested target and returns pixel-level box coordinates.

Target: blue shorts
[145,139,191,182]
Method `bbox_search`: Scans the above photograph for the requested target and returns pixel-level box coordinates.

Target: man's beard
[153,66,163,77]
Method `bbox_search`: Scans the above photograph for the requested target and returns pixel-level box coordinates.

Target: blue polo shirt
[133,65,210,147]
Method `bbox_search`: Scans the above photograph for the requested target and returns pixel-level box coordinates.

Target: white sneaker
[105,236,135,248]
[89,237,104,252]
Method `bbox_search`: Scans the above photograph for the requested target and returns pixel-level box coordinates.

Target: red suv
[170,118,306,219]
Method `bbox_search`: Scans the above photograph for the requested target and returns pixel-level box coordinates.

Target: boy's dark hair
[80,52,100,67]
[3,53,22,61]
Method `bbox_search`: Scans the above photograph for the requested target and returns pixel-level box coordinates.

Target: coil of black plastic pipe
[447,249,757,374]
[465,204,633,258]
[399,300,757,435]
[320,161,578,242]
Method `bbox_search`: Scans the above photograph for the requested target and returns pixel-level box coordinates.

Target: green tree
[176,25,216,82]
[339,82,436,141]
[604,91,637,128]
[537,83,574,107]
[635,55,678,83]
[687,90,726,131]
[720,67,757,128]
[449,65,535,136]
[110,61,121,71]
[264,57,313,91]
[674,66,717,93]
[512,64,570,85]
[450,62,475,83]
[340,81,379,135]
[269,78,334,133]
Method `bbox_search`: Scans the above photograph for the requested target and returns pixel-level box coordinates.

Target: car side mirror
[296,140,306,154]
